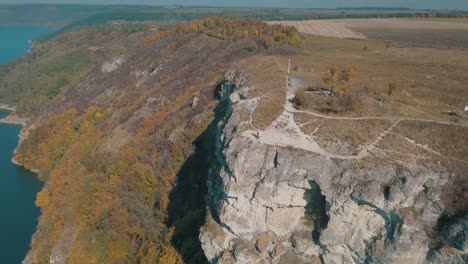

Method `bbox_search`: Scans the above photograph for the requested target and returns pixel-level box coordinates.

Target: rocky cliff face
[200,72,468,264]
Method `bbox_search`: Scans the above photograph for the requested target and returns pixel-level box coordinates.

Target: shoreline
[0,105,37,172]
[0,114,29,126]
[8,120,39,173]
[0,105,29,126]
[0,104,16,111]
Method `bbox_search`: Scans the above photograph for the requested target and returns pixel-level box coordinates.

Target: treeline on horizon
[1,4,467,30]
[34,7,466,42]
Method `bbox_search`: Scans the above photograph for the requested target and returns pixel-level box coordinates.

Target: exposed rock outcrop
[200,72,467,263]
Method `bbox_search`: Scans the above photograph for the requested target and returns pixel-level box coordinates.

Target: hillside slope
[1,16,467,264]
[0,18,303,264]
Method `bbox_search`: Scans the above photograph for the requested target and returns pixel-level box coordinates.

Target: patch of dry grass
[394,121,468,161]
[379,132,439,161]
[289,34,468,121]
[296,113,393,155]
[358,28,468,49]
[409,18,468,23]
[240,55,285,129]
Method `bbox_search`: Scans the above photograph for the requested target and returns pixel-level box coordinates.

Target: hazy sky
[0,1,467,10]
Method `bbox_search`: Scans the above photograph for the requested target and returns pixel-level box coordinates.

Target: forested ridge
[4,18,303,263]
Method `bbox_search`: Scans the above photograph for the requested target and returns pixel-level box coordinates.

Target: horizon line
[0,3,466,11]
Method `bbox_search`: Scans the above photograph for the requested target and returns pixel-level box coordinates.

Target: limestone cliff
[200,71,468,264]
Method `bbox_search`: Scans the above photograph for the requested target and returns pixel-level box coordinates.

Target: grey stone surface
[200,72,467,264]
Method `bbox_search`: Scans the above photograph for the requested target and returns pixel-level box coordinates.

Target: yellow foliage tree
[322,67,338,93]
[322,67,357,94]
[36,189,50,207]
[158,245,184,264]
[338,68,356,93]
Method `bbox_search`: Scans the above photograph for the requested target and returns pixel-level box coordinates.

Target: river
[0,26,52,264]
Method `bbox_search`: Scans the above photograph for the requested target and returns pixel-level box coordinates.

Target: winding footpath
[242,70,467,160]
[286,104,468,128]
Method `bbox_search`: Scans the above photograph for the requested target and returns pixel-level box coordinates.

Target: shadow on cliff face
[425,210,468,263]
[166,131,211,263]
[166,80,234,264]
[304,181,330,242]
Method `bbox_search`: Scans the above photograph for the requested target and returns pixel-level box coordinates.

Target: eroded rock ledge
[200,72,467,264]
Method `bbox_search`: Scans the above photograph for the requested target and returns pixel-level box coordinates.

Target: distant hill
[336,7,413,11]
[2,4,465,30]
[0,4,138,27]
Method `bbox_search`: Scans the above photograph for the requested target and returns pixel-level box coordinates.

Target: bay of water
[0,26,51,64]
[0,26,52,263]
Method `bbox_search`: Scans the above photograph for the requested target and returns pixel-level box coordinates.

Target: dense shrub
[145,17,304,49]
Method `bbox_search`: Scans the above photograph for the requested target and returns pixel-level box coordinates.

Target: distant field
[345,19,468,49]
[332,18,468,29]
[358,28,468,49]
[269,18,468,48]
[410,18,468,23]
[267,20,366,39]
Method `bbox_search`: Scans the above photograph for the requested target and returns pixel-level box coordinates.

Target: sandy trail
[242,74,382,160]
[242,104,403,160]
[243,111,364,160]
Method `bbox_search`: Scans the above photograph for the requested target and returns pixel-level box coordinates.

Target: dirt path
[241,63,466,160]
[355,117,405,158]
[283,76,468,128]
[242,73,380,160]
[274,36,468,128]
[285,103,468,127]
[242,111,366,160]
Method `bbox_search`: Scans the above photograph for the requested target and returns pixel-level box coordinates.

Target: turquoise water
[0,26,51,263]
[0,26,52,64]
[0,110,42,264]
